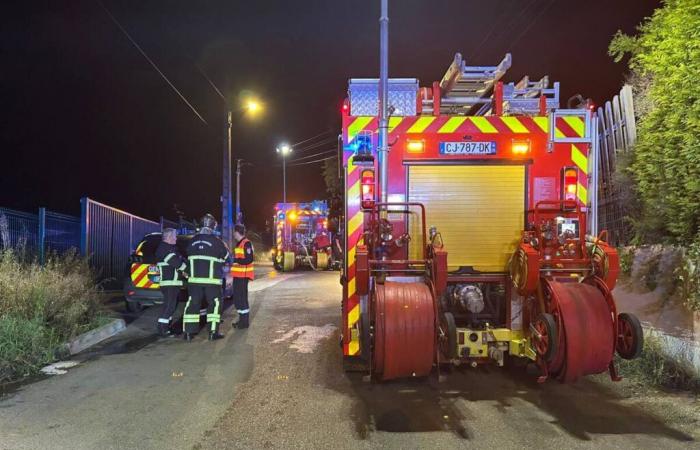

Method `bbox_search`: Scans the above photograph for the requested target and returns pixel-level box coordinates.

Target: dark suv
[123,233,233,312]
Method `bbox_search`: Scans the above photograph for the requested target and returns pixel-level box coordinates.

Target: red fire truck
[340,53,643,382]
[272,201,332,272]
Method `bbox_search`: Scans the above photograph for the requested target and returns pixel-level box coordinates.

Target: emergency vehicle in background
[340,52,643,382]
[272,200,333,272]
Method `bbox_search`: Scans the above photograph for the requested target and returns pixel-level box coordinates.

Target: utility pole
[378,0,389,205]
[276,144,292,205]
[222,110,233,247]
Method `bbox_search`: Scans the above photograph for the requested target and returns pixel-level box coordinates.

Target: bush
[609,1,700,244]
[0,250,105,383]
[619,247,635,278]
[675,237,700,312]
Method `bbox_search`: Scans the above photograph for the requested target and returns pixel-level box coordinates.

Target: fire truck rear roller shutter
[408,165,525,272]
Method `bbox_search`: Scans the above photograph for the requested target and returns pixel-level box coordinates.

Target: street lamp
[222,98,263,246]
[276,144,292,204]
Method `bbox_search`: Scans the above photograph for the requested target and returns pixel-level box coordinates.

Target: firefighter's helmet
[201,213,218,230]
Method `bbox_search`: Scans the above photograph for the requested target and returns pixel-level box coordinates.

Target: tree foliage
[609,0,700,244]
[321,158,343,224]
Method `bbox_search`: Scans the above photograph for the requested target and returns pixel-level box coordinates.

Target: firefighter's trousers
[184,284,222,334]
[233,278,250,328]
[158,286,180,333]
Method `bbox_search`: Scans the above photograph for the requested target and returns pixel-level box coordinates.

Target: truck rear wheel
[316,252,329,270]
[283,251,295,272]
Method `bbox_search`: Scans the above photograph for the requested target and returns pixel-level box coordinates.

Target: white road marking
[272,324,337,354]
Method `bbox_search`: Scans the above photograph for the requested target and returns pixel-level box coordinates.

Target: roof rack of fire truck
[347,52,560,118]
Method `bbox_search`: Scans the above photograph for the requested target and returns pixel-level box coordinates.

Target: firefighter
[231,223,254,329]
[183,214,230,341]
[155,228,187,337]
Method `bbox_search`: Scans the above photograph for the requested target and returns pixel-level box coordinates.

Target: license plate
[439,141,497,155]
[148,265,159,274]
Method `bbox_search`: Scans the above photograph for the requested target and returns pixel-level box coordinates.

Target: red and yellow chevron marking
[344,157,364,356]
[572,144,589,205]
[275,220,284,261]
[344,115,586,142]
[130,263,158,289]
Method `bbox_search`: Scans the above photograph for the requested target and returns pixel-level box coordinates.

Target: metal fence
[0,207,80,260]
[80,198,161,283]
[595,85,637,246]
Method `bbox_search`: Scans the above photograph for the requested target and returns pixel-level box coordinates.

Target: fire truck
[272,200,333,272]
[340,53,643,382]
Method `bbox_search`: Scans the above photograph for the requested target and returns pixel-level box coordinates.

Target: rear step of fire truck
[340,51,643,383]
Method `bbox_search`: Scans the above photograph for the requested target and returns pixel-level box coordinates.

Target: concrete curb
[63,319,126,356]
[643,324,700,377]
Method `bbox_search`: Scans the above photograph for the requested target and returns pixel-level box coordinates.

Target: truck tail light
[361,169,375,209]
[562,168,578,201]
[406,140,425,154]
[512,139,530,155]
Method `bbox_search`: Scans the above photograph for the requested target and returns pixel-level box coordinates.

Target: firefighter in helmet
[231,223,254,329]
[155,228,187,336]
[183,213,230,341]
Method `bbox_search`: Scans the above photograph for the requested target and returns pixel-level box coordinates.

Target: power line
[287,149,336,163]
[293,136,338,153]
[472,0,540,61]
[287,155,337,167]
[97,0,209,125]
[508,0,557,51]
[291,130,335,147]
[194,63,226,102]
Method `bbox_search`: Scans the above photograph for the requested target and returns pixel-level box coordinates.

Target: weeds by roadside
[617,335,700,395]
[0,249,106,383]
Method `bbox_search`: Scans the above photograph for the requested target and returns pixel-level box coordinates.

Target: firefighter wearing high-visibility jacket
[155,228,187,337]
[231,224,254,329]
[183,214,231,341]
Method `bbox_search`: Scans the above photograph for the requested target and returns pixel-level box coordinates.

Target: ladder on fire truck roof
[434,52,560,116]
[437,52,511,115]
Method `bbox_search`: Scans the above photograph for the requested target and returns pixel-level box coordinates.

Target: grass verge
[616,335,700,394]
[0,249,107,384]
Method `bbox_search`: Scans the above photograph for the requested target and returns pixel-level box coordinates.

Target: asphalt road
[1,270,698,449]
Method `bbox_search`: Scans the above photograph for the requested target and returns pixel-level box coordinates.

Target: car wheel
[126,299,144,313]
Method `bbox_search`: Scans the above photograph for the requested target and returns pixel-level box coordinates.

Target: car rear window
[134,234,162,262]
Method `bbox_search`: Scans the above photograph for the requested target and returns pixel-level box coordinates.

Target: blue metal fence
[1,199,187,286]
[0,207,80,260]
[44,209,81,255]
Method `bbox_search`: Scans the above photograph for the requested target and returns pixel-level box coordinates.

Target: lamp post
[222,99,261,247]
[276,144,292,204]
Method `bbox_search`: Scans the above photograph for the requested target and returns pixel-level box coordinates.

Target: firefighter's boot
[234,313,249,329]
[157,322,172,337]
[208,331,224,341]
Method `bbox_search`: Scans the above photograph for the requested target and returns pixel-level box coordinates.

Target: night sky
[0,0,660,230]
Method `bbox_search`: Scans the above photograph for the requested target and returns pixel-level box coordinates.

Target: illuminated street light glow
[246,99,261,113]
[276,144,292,155]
